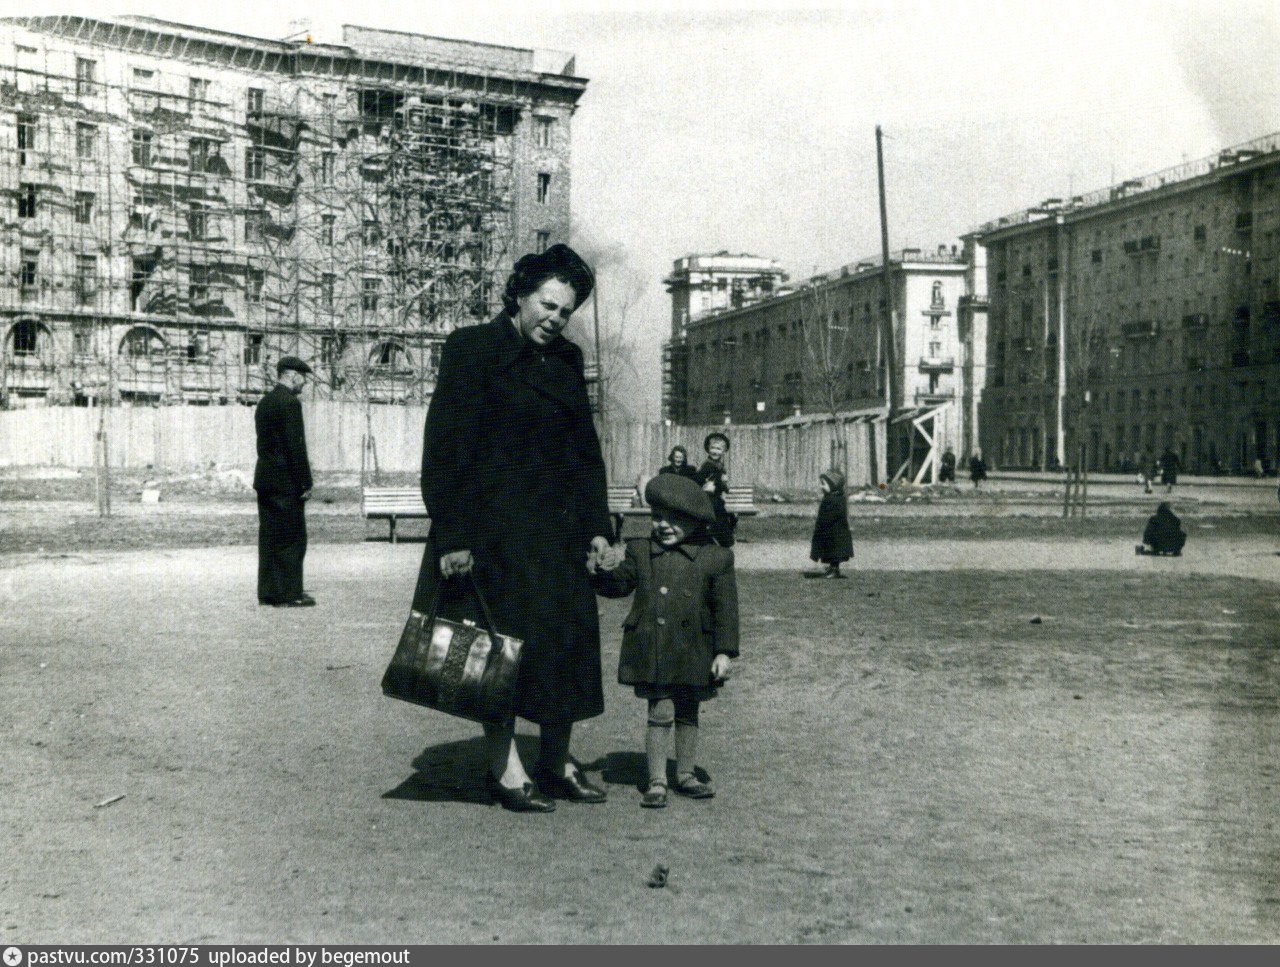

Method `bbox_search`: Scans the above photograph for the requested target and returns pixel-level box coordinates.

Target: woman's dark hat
[645,473,715,523]
[276,356,312,375]
[703,431,730,452]
[820,467,846,491]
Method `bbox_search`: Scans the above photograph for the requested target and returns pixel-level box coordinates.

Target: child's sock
[646,724,671,787]
[674,722,698,781]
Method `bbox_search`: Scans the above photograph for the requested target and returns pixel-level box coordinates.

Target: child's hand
[711,655,733,682]
[598,543,625,571]
[702,479,716,493]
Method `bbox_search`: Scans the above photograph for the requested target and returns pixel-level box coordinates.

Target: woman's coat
[411,315,613,724]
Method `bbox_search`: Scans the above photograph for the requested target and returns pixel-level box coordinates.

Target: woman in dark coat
[694,432,736,547]
[658,445,699,481]
[809,467,853,578]
[411,244,614,813]
[969,450,988,488]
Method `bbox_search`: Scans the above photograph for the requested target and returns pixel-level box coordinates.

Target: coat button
[656,617,666,626]
[659,586,669,595]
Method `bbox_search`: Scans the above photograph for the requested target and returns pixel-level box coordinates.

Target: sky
[4,0,1278,417]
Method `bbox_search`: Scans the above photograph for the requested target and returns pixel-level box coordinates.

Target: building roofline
[4,14,587,92]
[972,129,1280,241]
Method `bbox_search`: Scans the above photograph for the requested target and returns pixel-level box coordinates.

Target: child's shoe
[673,773,715,799]
[640,779,668,809]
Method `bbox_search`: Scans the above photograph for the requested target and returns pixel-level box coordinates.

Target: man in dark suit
[254,356,314,607]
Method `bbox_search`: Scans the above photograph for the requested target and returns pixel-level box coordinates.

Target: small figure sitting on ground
[1137,502,1186,556]
[807,468,852,579]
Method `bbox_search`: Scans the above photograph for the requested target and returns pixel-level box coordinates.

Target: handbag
[381,571,523,725]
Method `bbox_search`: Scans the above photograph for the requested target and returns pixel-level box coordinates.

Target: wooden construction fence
[0,403,886,490]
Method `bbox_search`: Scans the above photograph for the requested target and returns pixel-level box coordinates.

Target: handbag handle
[425,567,504,648]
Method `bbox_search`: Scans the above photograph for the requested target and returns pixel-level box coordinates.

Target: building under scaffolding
[0,15,586,407]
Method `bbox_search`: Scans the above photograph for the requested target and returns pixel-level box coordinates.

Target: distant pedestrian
[1159,447,1181,492]
[808,468,852,579]
[939,448,957,483]
[968,451,987,488]
[592,473,739,808]
[254,356,314,607]
[1138,502,1186,556]
[1253,458,1265,479]
[1138,451,1154,494]
[658,445,699,482]
[694,432,736,547]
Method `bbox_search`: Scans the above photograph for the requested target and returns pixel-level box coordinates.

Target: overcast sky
[6,0,1279,417]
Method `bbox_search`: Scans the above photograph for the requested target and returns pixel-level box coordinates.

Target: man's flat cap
[645,473,715,523]
[276,356,313,375]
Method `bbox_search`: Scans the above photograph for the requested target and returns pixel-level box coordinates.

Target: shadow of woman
[381,734,539,806]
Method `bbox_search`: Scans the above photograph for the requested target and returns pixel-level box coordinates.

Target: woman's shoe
[673,774,715,799]
[485,774,556,813]
[640,780,668,809]
[533,766,607,803]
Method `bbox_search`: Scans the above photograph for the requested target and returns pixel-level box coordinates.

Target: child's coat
[592,536,739,688]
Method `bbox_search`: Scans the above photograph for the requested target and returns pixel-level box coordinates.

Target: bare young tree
[798,278,856,472]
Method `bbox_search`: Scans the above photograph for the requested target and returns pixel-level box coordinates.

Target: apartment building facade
[974,133,1280,473]
[669,246,982,456]
[0,15,586,407]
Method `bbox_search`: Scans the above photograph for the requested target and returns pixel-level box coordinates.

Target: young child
[592,473,739,808]
[808,467,852,579]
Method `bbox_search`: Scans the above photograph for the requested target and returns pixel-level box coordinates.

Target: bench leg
[612,513,623,542]
[390,517,397,544]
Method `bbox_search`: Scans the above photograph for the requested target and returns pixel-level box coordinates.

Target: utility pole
[1055,215,1068,468]
[876,125,897,413]
[591,280,607,429]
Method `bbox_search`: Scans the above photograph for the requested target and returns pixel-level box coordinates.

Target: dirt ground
[2,528,1279,943]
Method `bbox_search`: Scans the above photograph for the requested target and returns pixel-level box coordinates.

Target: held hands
[439,549,474,578]
[587,536,625,574]
[702,479,716,494]
[711,655,733,682]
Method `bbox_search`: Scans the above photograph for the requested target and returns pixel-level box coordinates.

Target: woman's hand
[711,655,733,682]
[439,549,473,578]
[586,535,613,573]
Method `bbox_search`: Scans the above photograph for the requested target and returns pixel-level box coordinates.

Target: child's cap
[645,473,716,523]
[820,467,846,491]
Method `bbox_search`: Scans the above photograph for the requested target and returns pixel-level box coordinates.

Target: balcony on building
[913,388,956,405]
[918,355,955,373]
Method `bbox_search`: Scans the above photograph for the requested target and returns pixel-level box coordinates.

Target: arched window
[5,320,51,357]
[120,326,166,358]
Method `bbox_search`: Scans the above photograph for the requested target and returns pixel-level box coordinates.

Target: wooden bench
[608,482,759,540]
[361,486,428,543]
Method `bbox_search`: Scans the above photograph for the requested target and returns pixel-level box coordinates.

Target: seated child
[592,472,739,808]
[1138,502,1186,556]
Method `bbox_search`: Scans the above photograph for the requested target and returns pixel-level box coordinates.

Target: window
[132,67,154,81]
[132,130,152,167]
[75,255,96,305]
[362,277,381,311]
[321,273,335,311]
[244,208,266,244]
[246,87,264,115]
[75,57,96,96]
[244,333,263,365]
[187,204,208,241]
[18,183,36,219]
[10,321,40,355]
[535,116,554,148]
[187,330,210,361]
[76,123,96,160]
[320,335,338,364]
[74,192,94,225]
[1193,224,1206,242]
[245,146,265,181]
[188,137,211,172]
[20,250,38,289]
[189,77,210,106]
[537,172,551,205]
[362,220,380,246]
[189,265,209,303]
[928,341,941,358]
[246,267,264,304]
[73,322,92,356]
[535,230,550,253]
[320,152,334,184]
[16,113,35,165]
[1091,248,1103,264]
[122,327,165,357]
[321,215,335,246]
